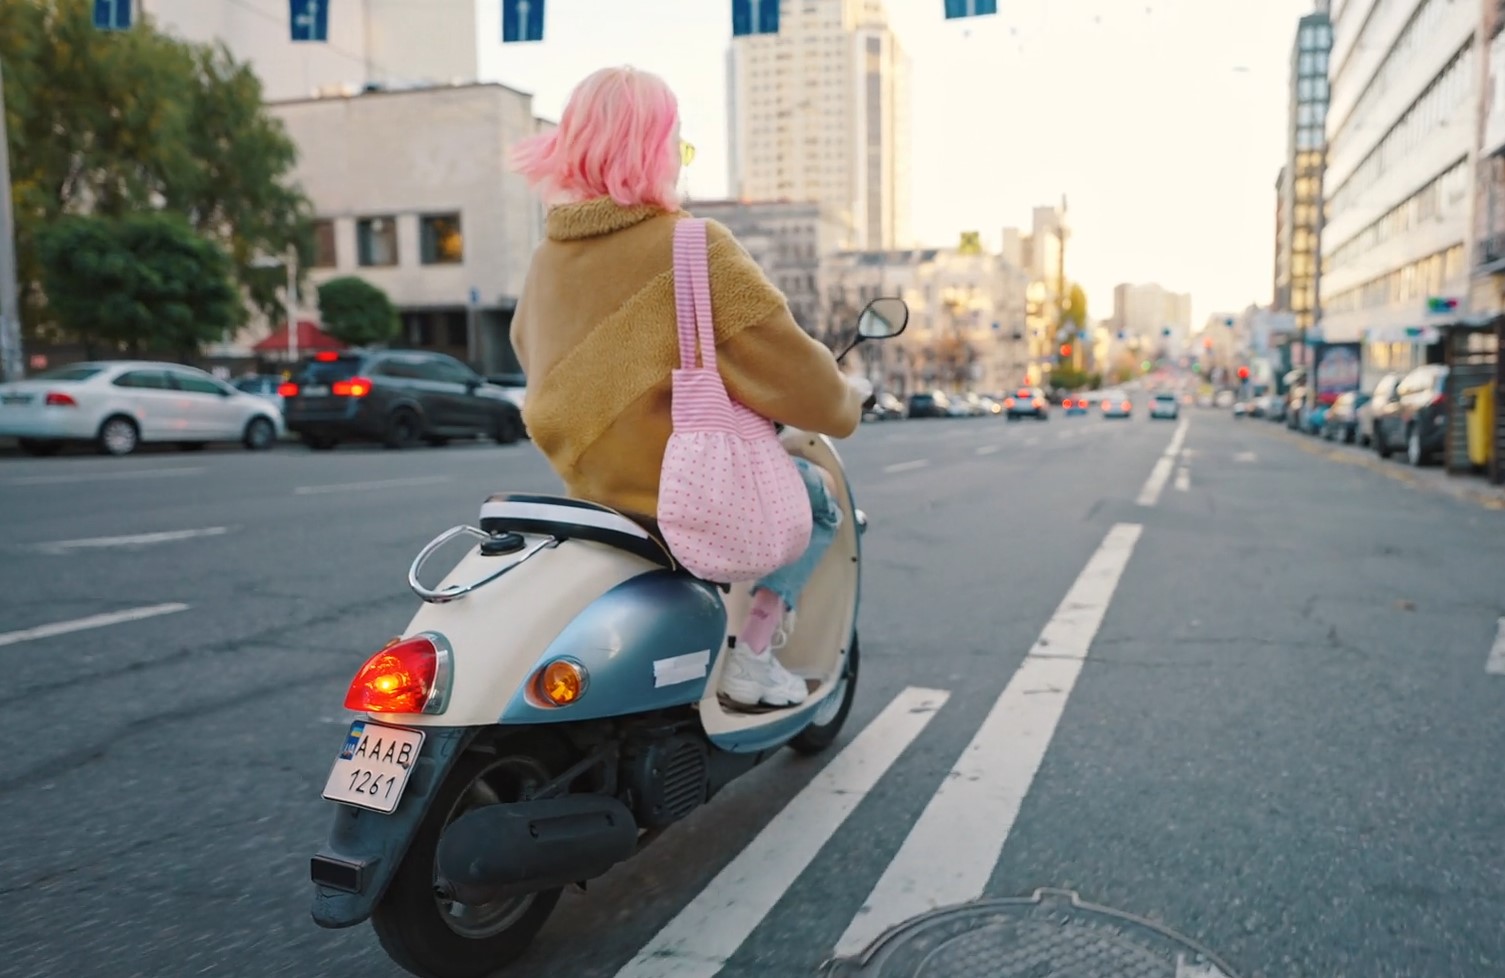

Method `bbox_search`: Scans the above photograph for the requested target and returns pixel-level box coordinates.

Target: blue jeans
[754,457,842,612]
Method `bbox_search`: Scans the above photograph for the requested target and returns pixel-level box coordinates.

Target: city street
[3,410,1504,978]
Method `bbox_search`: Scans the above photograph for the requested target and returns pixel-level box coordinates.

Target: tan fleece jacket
[512,197,862,519]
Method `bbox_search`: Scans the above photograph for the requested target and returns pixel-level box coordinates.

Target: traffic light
[1238,366,1250,381]
[1059,343,1072,358]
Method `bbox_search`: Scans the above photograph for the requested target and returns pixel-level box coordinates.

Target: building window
[311,219,337,268]
[357,217,399,267]
[421,213,464,265]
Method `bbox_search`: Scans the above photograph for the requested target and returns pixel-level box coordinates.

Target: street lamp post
[252,246,300,364]
[0,58,25,382]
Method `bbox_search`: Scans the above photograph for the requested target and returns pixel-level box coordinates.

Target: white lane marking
[0,603,189,649]
[1025,436,1041,447]
[834,524,1144,957]
[1174,466,1190,492]
[1165,419,1189,457]
[975,445,1002,456]
[293,475,453,496]
[1234,451,1258,463]
[1487,618,1505,675]
[1,467,205,487]
[1137,458,1174,507]
[615,687,951,978]
[34,526,232,554]
[883,460,930,474]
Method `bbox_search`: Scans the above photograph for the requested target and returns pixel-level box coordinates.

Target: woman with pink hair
[510,66,872,710]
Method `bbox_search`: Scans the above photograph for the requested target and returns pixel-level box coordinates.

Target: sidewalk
[1258,423,1505,511]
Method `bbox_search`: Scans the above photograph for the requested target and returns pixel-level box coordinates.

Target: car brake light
[1033,398,1044,408]
[344,634,451,715]
[332,376,373,397]
[315,351,340,362]
[1004,397,1016,408]
[277,382,299,398]
[1122,401,1132,410]
[1101,401,1111,410]
[44,391,76,407]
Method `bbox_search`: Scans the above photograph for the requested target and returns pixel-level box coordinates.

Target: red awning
[252,319,345,354]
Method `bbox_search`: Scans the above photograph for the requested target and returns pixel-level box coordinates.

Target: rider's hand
[847,374,875,409]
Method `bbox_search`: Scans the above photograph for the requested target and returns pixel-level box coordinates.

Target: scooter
[309,297,910,978]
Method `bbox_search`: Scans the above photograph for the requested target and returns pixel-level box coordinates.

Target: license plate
[302,385,329,397]
[321,720,425,814]
[1,394,32,405]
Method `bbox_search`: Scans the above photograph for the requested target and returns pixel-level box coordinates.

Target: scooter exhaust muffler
[434,794,639,904]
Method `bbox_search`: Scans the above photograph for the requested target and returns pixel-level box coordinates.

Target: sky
[476,0,1318,328]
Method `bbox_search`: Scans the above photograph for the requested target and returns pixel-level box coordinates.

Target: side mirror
[837,297,908,362]
[858,297,908,340]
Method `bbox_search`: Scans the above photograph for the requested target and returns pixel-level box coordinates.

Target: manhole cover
[820,889,1240,978]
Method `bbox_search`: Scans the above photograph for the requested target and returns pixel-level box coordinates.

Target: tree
[1059,283,1089,333]
[0,0,312,340]
[36,213,240,357]
[318,277,400,347]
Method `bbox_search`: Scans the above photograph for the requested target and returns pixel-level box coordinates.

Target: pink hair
[511,66,682,210]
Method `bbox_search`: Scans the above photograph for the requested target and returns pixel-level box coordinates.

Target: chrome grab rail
[407,525,558,604]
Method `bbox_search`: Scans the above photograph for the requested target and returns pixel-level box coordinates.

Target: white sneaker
[721,647,809,707]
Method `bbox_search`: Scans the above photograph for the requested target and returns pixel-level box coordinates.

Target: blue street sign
[732,0,779,37]
[289,0,329,42]
[503,0,545,42]
[469,288,481,306]
[945,0,998,19]
[92,0,132,30]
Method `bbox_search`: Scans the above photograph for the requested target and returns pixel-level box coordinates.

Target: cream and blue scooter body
[309,298,907,978]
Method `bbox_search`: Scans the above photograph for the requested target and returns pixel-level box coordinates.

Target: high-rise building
[1111,283,1193,347]
[1320,0,1474,382]
[1274,165,1292,314]
[137,0,484,100]
[1278,9,1331,347]
[1471,0,1505,315]
[728,0,911,250]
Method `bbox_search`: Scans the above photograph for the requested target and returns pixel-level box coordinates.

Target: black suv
[282,350,525,450]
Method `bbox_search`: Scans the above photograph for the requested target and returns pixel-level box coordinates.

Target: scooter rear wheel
[371,737,570,978]
[789,636,860,756]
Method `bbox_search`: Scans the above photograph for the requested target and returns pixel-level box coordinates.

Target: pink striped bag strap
[672,218,717,371]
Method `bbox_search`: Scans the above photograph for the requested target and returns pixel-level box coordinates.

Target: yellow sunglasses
[680,140,697,166]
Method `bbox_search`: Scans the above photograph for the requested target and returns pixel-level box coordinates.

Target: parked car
[281,349,525,450]
[906,391,952,418]
[863,391,907,422]
[0,360,283,456]
[232,374,288,415]
[1322,390,1371,443]
[1361,373,1402,450]
[1004,386,1050,421]
[485,371,527,413]
[1373,364,1450,466]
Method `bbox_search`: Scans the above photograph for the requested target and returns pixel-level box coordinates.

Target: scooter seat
[479,493,677,570]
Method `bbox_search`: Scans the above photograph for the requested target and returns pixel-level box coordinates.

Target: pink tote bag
[657,218,812,582]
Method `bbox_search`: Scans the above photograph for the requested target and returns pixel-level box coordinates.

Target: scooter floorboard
[718,678,820,715]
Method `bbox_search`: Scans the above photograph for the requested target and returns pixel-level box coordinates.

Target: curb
[1257,424,1505,512]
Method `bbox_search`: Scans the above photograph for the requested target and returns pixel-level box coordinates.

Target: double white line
[1136,419,1188,507]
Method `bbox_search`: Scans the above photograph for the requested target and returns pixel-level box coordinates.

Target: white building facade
[265,85,549,372]
[728,0,911,250]
[1320,0,1477,382]
[1111,283,1194,353]
[137,0,486,100]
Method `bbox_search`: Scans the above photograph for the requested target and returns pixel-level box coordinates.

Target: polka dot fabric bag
[657,218,813,582]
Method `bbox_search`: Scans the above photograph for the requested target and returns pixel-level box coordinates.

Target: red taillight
[1033,398,1044,408]
[315,351,340,362]
[344,635,448,715]
[1101,401,1111,410]
[1122,401,1132,411]
[277,382,299,398]
[332,376,373,397]
[1004,397,1016,408]
[44,391,76,407]
[1430,393,1447,410]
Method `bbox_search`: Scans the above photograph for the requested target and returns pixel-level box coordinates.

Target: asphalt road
[2,408,1503,978]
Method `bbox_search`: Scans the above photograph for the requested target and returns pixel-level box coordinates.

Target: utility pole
[0,57,24,381]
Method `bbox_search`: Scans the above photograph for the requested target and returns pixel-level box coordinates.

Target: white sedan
[0,361,284,456]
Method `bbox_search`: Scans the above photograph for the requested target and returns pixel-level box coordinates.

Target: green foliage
[1050,365,1092,391]
[317,276,399,347]
[36,213,239,355]
[0,0,312,340]
[1060,283,1089,329]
